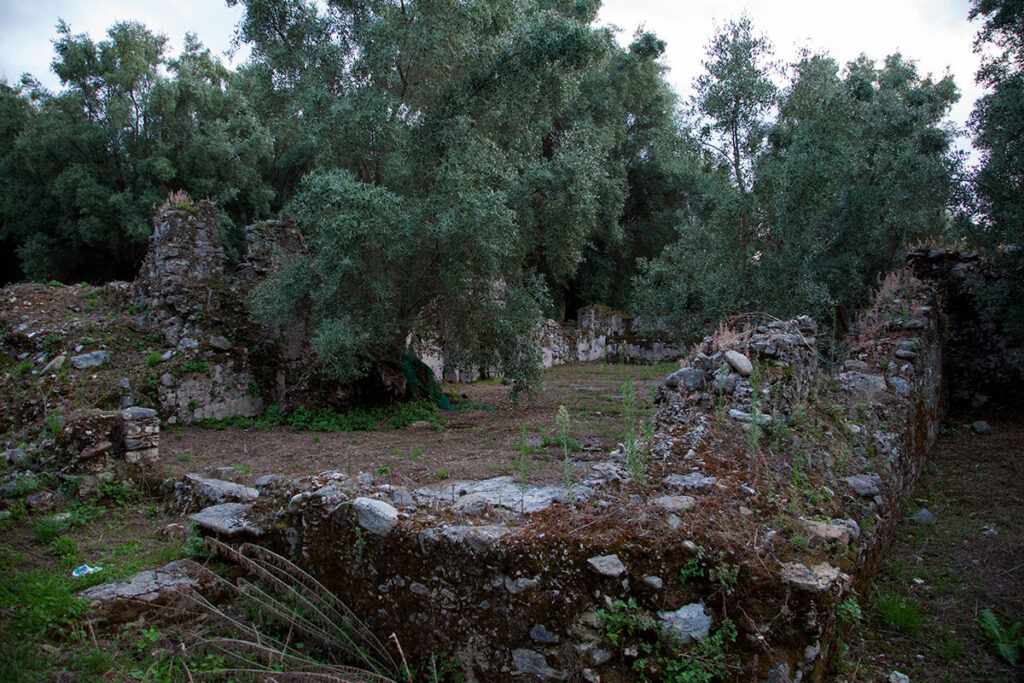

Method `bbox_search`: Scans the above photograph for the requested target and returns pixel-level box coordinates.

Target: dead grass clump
[177,538,410,682]
[854,267,921,345]
[159,190,199,215]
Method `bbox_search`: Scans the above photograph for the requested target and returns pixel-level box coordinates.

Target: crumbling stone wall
[58,406,161,493]
[176,261,947,681]
[131,203,311,422]
[133,201,683,407]
[906,247,1024,409]
[425,305,685,383]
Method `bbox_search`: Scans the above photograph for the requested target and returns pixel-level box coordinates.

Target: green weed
[174,360,210,377]
[622,378,648,483]
[556,405,575,505]
[597,598,737,681]
[98,479,141,507]
[196,399,444,433]
[516,426,531,514]
[836,592,863,626]
[978,608,1023,665]
[875,589,923,635]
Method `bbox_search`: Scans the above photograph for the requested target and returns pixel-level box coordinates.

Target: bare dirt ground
[165,360,678,488]
[838,410,1024,681]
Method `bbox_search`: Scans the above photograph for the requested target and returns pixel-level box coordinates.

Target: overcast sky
[0,0,984,150]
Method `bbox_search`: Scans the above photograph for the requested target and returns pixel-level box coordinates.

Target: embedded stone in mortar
[512,649,566,679]
[841,473,883,497]
[729,409,774,425]
[841,372,889,402]
[353,497,399,536]
[652,495,696,512]
[587,554,627,577]
[658,602,711,644]
[724,350,753,376]
[439,525,510,552]
[414,475,585,513]
[452,493,488,515]
[665,367,706,390]
[800,518,852,548]
[190,503,263,537]
[780,562,848,591]
[663,473,717,492]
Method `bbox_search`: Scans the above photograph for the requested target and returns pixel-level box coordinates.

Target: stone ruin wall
[153,250,956,681]
[424,306,685,383]
[76,197,993,679]
[131,203,684,421]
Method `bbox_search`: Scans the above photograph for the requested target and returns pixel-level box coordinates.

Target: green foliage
[836,592,863,626]
[963,0,1024,345]
[692,12,776,293]
[679,556,704,583]
[876,588,924,635]
[622,378,649,482]
[145,352,161,367]
[174,360,210,377]
[638,17,959,338]
[556,404,575,503]
[0,567,87,639]
[753,51,958,319]
[198,399,443,433]
[978,608,1024,665]
[516,425,532,513]
[98,479,142,506]
[187,539,409,680]
[598,598,656,646]
[236,0,704,387]
[597,598,737,682]
[0,23,276,283]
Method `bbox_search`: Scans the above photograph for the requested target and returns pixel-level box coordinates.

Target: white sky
[0,0,985,151]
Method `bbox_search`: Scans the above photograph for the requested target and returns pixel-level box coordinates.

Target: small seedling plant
[556,405,575,505]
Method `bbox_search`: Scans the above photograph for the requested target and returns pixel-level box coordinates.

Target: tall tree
[236,0,691,389]
[563,31,708,313]
[753,52,958,319]
[0,22,275,282]
[966,0,1024,339]
[636,36,958,339]
[692,13,776,289]
[970,0,1024,246]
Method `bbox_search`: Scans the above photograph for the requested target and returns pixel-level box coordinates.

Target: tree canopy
[0,3,977,389]
[0,22,276,282]
[234,0,698,388]
[635,22,960,337]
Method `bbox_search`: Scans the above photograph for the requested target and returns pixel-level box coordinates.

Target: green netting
[396,352,452,410]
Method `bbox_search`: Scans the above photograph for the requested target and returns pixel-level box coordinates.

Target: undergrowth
[978,608,1023,665]
[597,598,737,682]
[197,399,446,433]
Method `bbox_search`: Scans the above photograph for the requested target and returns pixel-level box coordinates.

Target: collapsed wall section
[131,202,320,422]
[906,247,1024,409]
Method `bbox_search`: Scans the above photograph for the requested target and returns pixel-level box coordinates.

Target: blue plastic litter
[72,564,102,577]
